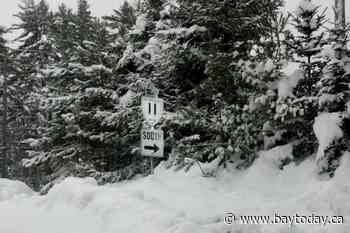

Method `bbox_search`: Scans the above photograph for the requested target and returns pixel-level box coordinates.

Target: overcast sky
[1,0,132,27]
[0,0,348,40]
[1,0,344,27]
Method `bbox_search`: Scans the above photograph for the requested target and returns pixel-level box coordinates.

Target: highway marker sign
[141,129,164,158]
[141,96,164,122]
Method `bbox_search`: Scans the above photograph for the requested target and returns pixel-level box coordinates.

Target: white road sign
[141,96,164,122]
[141,129,164,158]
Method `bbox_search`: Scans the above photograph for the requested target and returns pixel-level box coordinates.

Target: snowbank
[0,146,350,233]
[0,179,34,201]
[310,153,350,218]
[313,112,344,161]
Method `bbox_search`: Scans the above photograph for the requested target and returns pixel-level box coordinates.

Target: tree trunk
[335,0,346,29]
[2,74,8,178]
[335,0,346,59]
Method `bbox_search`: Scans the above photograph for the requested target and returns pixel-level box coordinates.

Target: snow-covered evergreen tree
[0,26,12,178]
[143,0,285,169]
[103,1,137,38]
[274,0,327,161]
[22,1,141,189]
[9,0,58,187]
[50,4,77,61]
[314,21,350,175]
[285,0,327,96]
[14,0,56,67]
[6,0,346,190]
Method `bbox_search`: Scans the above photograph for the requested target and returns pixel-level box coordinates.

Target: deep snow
[0,147,350,233]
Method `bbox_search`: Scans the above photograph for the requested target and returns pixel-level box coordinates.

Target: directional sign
[141,129,164,158]
[141,96,164,122]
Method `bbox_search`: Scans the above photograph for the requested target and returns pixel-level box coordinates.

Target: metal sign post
[150,157,154,174]
[140,83,165,174]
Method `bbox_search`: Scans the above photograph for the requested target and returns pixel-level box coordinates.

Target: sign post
[140,84,165,174]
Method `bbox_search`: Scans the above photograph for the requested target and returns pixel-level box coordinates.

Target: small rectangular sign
[141,129,164,158]
[141,96,164,123]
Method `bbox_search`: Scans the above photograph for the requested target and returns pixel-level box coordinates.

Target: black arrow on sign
[144,144,160,153]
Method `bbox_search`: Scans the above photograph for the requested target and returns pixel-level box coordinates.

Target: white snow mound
[0,179,34,201]
[313,112,343,161]
[0,146,350,233]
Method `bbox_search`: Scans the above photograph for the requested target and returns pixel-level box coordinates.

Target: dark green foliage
[285,3,327,89]
[103,1,137,37]
[314,24,350,174]
[9,0,349,189]
[274,1,327,159]
[14,0,55,67]
[19,0,134,189]
[153,0,285,169]
[176,0,283,44]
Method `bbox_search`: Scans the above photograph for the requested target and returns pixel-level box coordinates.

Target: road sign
[141,129,164,158]
[141,96,164,122]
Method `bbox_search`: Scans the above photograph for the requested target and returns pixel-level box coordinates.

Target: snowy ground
[0,146,350,233]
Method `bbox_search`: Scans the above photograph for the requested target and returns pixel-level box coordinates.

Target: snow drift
[0,146,349,233]
[0,179,34,201]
